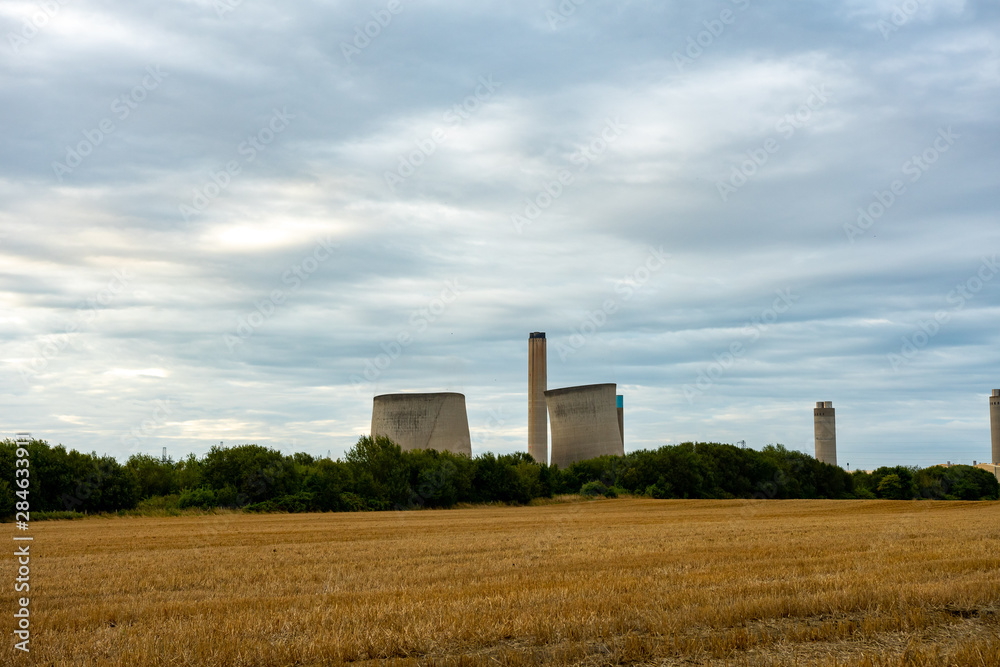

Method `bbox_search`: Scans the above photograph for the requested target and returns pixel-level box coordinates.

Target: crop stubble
[4,499,999,666]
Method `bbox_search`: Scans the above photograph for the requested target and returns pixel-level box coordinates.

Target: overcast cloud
[1,0,998,469]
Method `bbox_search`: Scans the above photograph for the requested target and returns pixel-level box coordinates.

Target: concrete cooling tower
[370,392,472,456]
[814,401,837,466]
[545,383,624,469]
[617,394,624,447]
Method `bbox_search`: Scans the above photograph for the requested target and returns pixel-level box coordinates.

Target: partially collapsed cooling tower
[546,383,623,469]
[617,394,624,447]
[528,332,548,464]
[371,392,472,456]
[991,389,1000,465]
[814,401,837,466]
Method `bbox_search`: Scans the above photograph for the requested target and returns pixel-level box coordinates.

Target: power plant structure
[992,389,1000,465]
[978,389,1000,480]
[617,394,624,446]
[528,332,548,464]
[370,392,472,456]
[363,335,990,474]
[546,383,624,469]
[814,401,837,466]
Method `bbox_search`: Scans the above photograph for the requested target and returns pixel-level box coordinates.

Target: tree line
[1,437,997,517]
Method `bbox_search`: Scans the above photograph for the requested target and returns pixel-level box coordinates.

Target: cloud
[0,0,997,469]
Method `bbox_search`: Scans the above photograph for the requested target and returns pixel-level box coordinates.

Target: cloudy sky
[2,0,998,469]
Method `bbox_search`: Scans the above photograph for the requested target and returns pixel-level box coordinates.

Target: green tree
[202,444,299,504]
[344,436,410,508]
[127,454,178,498]
[175,453,203,490]
[871,466,915,499]
[303,458,354,511]
[876,474,904,499]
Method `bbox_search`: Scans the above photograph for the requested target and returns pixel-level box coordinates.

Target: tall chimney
[528,332,547,464]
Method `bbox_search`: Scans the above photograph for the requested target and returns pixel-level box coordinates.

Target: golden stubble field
[4,499,1000,666]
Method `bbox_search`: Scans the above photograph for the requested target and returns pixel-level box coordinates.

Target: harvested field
[5,499,1000,665]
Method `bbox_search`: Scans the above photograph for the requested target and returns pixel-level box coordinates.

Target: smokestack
[616,394,624,447]
[991,390,1000,465]
[814,401,837,466]
[528,332,547,464]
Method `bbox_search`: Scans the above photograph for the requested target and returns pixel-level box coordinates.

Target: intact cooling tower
[991,389,1000,465]
[528,332,548,464]
[814,401,837,466]
[371,392,472,456]
[545,383,624,469]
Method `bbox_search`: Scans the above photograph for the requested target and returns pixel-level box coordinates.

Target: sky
[1,0,998,469]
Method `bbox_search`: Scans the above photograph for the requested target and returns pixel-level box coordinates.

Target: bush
[339,492,367,512]
[177,487,217,509]
[137,494,180,511]
[580,480,609,497]
[645,476,673,499]
[264,492,317,513]
[215,485,239,508]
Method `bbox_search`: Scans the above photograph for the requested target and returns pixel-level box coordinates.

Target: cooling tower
[545,383,623,469]
[616,394,624,447]
[991,389,1000,465]
[371,392,472,456]
[814,401,837,466]
[528,332,548,464]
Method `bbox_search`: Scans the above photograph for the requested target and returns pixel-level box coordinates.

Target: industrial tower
[528,332,547,464]
[991,389,1000,465]
[814,401,837,466]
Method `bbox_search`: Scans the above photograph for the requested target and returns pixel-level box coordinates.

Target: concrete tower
[991,389,1000,465]
[616,394,624,447]
[546,383,624,469]
[371,392,472,455]
[528,332,547,464]
[814,401,837,466]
